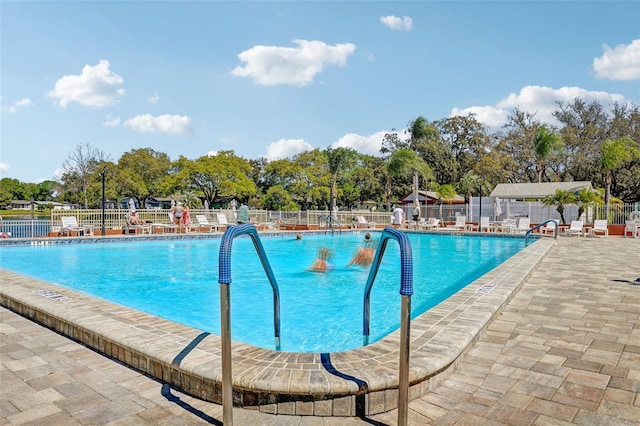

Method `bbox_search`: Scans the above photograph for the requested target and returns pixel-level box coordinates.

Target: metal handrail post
[220,282,233,425]
[361,227,413,426]
[218,223,282,424]
[398,294,411,426]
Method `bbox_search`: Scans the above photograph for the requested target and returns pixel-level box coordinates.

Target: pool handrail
[318,214,342,234]
[361,227,413,426]
[218,223,282,425]
[525,219,559,245]
[362,227,414,341]
[218,223,281,344]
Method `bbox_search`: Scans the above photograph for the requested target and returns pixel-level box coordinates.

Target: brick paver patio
[1,237,639,425]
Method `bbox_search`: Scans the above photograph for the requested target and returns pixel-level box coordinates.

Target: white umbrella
[494,197,502,217]
[128,198,135,212]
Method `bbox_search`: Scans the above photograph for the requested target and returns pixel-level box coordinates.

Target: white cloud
[207,150,219,157]
[266,138,314,160]
[593,39,640,81]
[332,131,388,156]
[231,39,356,86]
[103,113,121,127]
[147,93,160,104]
[0,162,9,174]
[123,114,192,135]
[451,85,629,129]
[380,15,413,31]
[2,98,34,113]
[449,105,510,129]
[47,60,125,107]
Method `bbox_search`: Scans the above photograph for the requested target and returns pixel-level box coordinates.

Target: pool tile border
[0,234,555,416]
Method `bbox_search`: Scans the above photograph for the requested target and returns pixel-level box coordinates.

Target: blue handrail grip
[217,223,281,340]
[363,227,413,338]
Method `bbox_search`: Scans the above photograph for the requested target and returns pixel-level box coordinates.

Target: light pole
[30,197,34,238]
[479,184,483,223]
[100,167,106,236]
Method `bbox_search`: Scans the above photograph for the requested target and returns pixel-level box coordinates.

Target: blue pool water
[0,232,525,353]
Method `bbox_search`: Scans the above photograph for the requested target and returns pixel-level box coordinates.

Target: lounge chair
[624,220,639,238]
[60,216,93,236]
[564,220,584,237]
[498,218,516,233]
[514,217,531,233]
[444,215,468,231]
[354,215,375,229]
[421,217,440,230]
[151,213,178,234]
[217,213,231,230]
[194,215,219,233]
[123,213,152,235]
[589,220,608,237]
[478,216,491,232]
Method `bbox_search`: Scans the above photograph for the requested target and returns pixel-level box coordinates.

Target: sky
[1,1,639,184]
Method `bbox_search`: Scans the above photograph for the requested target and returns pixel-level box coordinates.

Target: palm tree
[458,170,480,207]
[600,137,639,220]
[385,149,433,212]
[432,182,457,221]
[542,189,575,225]
[533,127,562,183]
[182,190,201,209]
[325,147,357,216]
[574,188,602,221]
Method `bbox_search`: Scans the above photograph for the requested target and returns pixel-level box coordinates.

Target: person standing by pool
[411,202,421,224]
[308,247,333,272]
[393,205,404,229]
[170,202,186,231]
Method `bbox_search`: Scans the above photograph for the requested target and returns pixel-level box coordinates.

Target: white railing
[3,202,638,239]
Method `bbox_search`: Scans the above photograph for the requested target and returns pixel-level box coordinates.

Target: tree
[500,108,540,183]
[574,189,602,221]
[554,99,609,183]
[263,185,299,211]
[432,183,457,220]
[458,170,480,207]
[176,151,257,207]
[117,148,171,207]
[350,155,386,208]
[533,126,562,183]
[59,144,109,208]
[600,137,640,220]
[385,149,432,212]
[290,150,330,209]
[435,114,490,183]
[325,146,357,215]
[542,189,575,225]
[0,178,30,200]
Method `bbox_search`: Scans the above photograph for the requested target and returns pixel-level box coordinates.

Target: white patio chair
[589,220,608,237]
[60,216,93,236]
[195,215,219,233]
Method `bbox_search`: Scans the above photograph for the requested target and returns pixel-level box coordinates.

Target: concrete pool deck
[2,236,639,424]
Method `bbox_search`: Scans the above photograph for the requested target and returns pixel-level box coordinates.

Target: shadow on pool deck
[2,237,639,424]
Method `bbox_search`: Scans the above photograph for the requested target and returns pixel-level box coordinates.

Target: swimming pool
[0,232,524,352]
